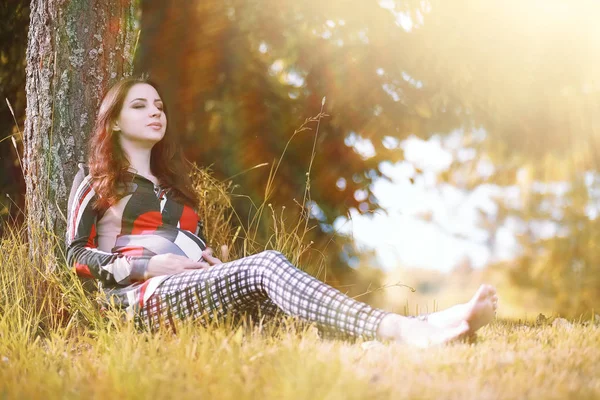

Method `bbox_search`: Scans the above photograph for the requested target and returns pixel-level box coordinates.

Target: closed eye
[132,102,163,111]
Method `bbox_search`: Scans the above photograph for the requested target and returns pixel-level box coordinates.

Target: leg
[137,271,282,333]
[137,250,388,341]
[137,250,497,346]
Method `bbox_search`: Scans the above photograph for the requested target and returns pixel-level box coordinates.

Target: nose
[149,105,162,117]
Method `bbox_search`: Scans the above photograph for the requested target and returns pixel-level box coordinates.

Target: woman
[66,77,498,347]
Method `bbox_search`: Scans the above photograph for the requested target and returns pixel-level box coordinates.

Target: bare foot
[377,314,470,348]
[426,284,498,333]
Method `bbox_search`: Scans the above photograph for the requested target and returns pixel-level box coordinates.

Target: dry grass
[2,113,599,399]
[2,218,599,399]
[0,311,598,399]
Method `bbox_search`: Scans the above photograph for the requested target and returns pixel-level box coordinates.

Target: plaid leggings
[136,250,390,340]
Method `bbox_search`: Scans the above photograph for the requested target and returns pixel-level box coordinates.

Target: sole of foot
[464,284,498,333]
[426,284,499,334]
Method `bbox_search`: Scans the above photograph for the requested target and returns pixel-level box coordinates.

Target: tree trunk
[23,0,138,265]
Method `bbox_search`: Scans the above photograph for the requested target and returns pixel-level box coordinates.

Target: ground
[1,317,598,399]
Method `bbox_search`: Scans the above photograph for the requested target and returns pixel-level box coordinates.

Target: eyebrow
[129,98,163,104]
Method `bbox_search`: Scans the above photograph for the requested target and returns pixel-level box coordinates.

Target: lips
[147,122,163,129]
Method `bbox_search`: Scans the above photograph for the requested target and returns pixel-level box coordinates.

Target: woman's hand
[145,253,209,279]
[144,248,224,280]
[201,247,222,267]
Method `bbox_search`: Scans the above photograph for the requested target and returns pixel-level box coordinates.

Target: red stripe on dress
[132,211,163,234]
[180,205,198,232]
[139,280,150,308]
[117,246,145,257]
[74,263,94,279]
[86,224,97,248]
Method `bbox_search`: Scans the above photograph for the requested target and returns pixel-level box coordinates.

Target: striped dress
[66,167,207,316]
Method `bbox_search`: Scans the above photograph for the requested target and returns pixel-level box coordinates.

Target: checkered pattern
[136,250,391,341]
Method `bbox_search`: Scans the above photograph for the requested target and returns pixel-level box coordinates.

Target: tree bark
[23,0,138,264]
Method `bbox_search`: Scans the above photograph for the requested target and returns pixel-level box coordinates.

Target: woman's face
[114,83,167,147]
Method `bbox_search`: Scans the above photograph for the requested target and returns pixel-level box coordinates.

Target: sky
[331,132,522,272]
[337,131,599,273]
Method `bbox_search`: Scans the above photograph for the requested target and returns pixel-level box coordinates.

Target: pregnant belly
[113,229,207,261]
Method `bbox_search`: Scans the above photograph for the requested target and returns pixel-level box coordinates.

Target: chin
[146,131,166,141]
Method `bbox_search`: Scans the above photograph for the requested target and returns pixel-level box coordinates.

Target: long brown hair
[88,77,198,209]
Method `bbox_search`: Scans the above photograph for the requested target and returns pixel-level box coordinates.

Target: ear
[112,122,120,132]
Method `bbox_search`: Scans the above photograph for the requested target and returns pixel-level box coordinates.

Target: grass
[2,113,599,399]
[0,312,598,399]
[2,210,599,400]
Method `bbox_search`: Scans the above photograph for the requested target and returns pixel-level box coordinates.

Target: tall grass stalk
[190,112,329,271]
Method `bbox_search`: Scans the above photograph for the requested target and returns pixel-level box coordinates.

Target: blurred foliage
[407,0,600,165]
[2,0,600,312]
[505,170,600,318]
[0,0,28,234]
[134,0,466,280]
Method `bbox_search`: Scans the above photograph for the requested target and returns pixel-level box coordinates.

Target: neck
[119,138,154,178]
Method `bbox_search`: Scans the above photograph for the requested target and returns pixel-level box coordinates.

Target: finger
[221,245,229,262]
[182,264,203,270]
[181,259,207,269]
[202,253,222,265]
[198,261,212,269]
[168,254,196,263]
[202,248,217,260]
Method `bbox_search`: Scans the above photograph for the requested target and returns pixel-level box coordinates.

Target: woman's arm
[66,169,150,286]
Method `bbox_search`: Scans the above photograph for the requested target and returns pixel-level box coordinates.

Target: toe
[473,284,488,301]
